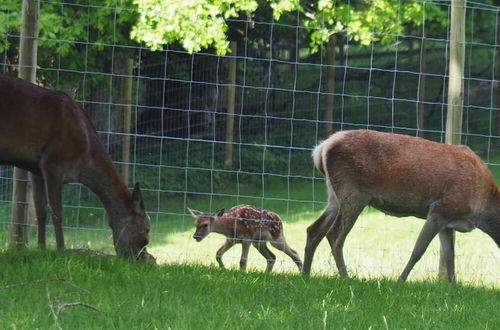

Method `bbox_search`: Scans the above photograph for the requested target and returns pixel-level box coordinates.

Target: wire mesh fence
[0,0,499,284]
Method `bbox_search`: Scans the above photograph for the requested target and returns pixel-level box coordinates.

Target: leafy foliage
[131,0,259,55]
[0,0,137,89]
[1,1,449,71]
[0,2,20,52]
[300,0,447,52]
[131,0,448,54]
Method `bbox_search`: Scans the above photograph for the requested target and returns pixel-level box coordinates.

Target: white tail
[304,130,500,282]
[0,74,153,261]
[189,205,302,272]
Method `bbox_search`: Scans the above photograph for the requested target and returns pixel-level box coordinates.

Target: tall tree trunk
[323,34,336,138]
[10,0,40,248]
[445,0,466,146]
[495,49,500,145]
[224,41,237,167]
[417,33,427,138]
[121,58,134,184]
[289,27,297,65]
[441,0,466,281]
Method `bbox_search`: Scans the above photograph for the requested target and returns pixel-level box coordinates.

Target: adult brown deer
[304,130,500,282]
[189,205,302,272]
[0,73,153,261]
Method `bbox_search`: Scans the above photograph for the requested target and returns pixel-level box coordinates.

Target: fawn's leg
[253,241,276,272]
[216,239,235,269]
[240,241,251,271]
[270,236,302,271]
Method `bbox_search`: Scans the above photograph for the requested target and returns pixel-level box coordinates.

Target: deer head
[189,208,225,242]
[113,183,154,262]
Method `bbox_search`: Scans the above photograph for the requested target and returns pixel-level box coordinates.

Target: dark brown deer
[304,130,500,282]
[189,205,302,272]
[0,73,153,261]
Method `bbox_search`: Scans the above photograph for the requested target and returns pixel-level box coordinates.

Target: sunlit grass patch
[149,207,499,287]
[0,249,498,329]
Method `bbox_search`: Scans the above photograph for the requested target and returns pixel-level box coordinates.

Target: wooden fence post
[224,41,237,167]
[441,0,466,279]
[10,0,40,248]
[121,58,134,184]
[445,0,466,146]
[417,33,427,138]
[323,34,336,138]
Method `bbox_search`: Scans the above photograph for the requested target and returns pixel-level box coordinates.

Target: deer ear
[188,208,203,217]
[215,209,225,217]
[131,182,145,213]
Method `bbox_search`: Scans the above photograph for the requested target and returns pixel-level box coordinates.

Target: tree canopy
[1,0,449,58]
[131,0,448,55]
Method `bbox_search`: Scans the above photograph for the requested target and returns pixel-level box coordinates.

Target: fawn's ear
[188,208,203,217]
[215,209,225,217]
[131,182,145,213]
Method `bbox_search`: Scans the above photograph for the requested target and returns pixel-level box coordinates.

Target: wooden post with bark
[495,45,500,143]
[417,33,427,138]
[224,41,237,167]
[323,34,336,138]
[10,0,40,248]
[441,0,466,278]
[445,0,466,146]
[121,58,134,184]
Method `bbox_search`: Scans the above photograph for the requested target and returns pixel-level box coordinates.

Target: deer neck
[212,218,234,237]
[79,153,132,228]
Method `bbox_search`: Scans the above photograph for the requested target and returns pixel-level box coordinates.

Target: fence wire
[0,0,499,285]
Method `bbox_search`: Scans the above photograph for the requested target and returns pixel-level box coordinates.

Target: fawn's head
[114,183,155,262]
[189,208,225,242]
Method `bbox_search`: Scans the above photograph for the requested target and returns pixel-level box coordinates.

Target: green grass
[1,177,499,287]
[0,167,499,328]
[0,249,499,329]
[2,206,498,287]
[149,210,500,287]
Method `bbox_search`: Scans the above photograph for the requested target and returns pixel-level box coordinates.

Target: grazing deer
[304,130,500,282]
[189,205,302,272]
[0,73,153,261]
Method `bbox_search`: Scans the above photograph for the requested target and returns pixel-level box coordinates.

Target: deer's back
[0,74,99,174]
[221,205,283,239]
[322,130,497,216]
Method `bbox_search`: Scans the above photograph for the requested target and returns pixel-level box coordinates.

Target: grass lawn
[0,169,498,328]
[149,210,500,287]
[1,195,498,287]
[0,249,499,329]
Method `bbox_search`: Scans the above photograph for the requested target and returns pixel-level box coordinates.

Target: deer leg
[270,237,303,271]
[253,241,276,272]
[325,202,365,278]
[30,173,48,249]
[240,240,251,271]
[303,204,339,275]
[216,239,235,269]
[43,170,64,250]
[438,228,456,283]
[304,181,341,275]
[398,211,446,282]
